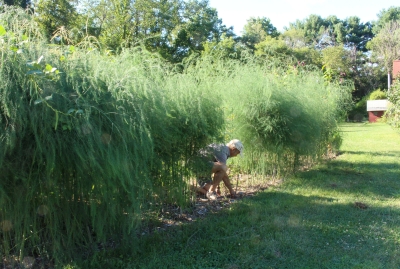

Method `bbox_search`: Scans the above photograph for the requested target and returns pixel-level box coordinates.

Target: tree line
[1,0,400,105]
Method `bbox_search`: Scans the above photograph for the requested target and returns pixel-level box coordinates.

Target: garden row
[0,7,352,263]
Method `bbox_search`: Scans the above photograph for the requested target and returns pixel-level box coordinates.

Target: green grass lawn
[75,123,400,269]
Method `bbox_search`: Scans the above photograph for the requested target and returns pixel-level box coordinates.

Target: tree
[285,15,373,52]
[3,0,31,9]
[164,0,233,62]
[254,36,290,58]
[349,49,387,98]
[241,17,279,50]
[169,1,221,51]
[373,6,400,34]
[78,0,231,62]
[105,0,134,49]
[341,17,373,52]
[281,28,307,48]
[34,0,79,38]
[292,47,321,67]
[287,14,328,47]
[254,36,322,68]
[367,20,400,88]
[321,45,351,81]
[202,33,242,59]
[284,14,381,97]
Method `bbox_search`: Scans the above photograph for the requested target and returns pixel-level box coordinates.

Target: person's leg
[209,162,235,197]
[209,162,227,192]
[190,184,208,194]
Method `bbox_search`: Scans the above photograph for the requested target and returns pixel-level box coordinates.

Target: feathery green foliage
[0,6,223,263]
[184,55,353,177]
[0,5,354,265]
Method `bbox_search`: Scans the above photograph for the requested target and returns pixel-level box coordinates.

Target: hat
[228,139,244,157]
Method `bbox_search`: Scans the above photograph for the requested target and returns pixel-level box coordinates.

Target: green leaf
[22,34,28,41]
[69,46,75,53]
[45,95,52,101]
[37,55,44,64]
[166,112,176,118]
[67,109,75,114]
[55,111,59,130]
[34,99,42,105]
[75,109,84,114]
[45,64,52,72]
[0,25,5,36]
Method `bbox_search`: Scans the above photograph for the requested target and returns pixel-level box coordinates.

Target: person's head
[227,139,244,157]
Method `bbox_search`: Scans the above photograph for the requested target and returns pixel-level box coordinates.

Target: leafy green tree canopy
[202,33,243,59]
[241,16,279,50]
[367,20,400,74]
[285,14,373,52]
[3,0,31,8]
[373,6,400,34]
[34,0,79,38]
[76,0,232,62]
[286,14,327,47]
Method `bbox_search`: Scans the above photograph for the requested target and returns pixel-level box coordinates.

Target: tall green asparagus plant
[0,6,224,263]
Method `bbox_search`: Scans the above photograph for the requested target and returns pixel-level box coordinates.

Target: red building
[367,100,388,123]
[394,60,400,80]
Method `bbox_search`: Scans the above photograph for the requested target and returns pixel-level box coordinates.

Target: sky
[208,0,400,35]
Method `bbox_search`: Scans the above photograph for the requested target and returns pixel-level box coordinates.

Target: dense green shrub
[347,96,368,122]
[369,89,387,100]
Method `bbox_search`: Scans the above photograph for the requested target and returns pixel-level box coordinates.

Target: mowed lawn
[80,123,400,269]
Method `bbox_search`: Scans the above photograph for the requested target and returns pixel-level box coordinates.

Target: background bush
[347,95,368,122]
[369,89,387,100]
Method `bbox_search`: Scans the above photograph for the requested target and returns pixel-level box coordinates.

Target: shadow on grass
[294,156,400,198]
[106,191,400,269]
[342,150,400,158]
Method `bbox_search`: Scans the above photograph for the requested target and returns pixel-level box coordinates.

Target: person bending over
[195,139,244,200]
